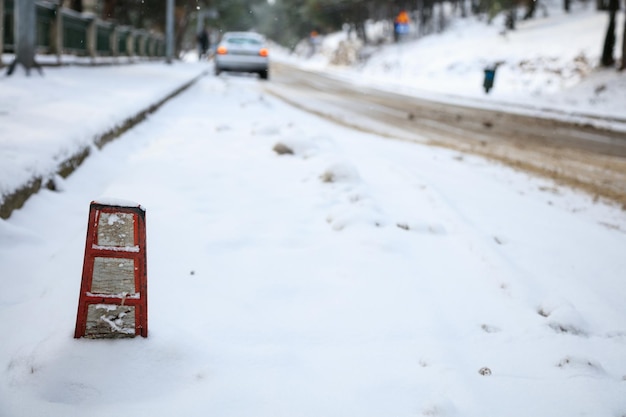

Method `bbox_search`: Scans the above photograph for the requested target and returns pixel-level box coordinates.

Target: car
[214,32,270,80]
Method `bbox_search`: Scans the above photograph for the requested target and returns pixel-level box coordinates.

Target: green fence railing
[62,9,90,55]
[3,0,15,50]
[1,0,165,60]
[96,21,113,55]
[35,2,54,50]
[117,28,129,55]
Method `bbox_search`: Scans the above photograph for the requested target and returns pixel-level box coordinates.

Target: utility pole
[166,0,174,64]
[7,0,42,75]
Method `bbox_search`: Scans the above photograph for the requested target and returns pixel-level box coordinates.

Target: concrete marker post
[74,200,148,339]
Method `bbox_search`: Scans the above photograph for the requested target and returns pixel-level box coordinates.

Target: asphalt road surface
[263,62,626,208]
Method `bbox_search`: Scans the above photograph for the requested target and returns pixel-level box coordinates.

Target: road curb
[0,70,208,220]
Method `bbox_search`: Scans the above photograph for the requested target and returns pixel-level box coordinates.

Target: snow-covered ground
[2,70,625,417]
[1,3,626,417]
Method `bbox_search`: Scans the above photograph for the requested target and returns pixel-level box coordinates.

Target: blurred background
[30,0,622,67]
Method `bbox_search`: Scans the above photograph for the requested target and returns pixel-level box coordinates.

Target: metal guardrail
[1,0,165,61]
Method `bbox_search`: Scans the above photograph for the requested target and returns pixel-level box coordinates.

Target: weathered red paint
[74,201,148,338]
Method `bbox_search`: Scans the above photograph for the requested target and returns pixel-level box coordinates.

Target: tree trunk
[102,0,117,20]
[420,0,434,35]
[458,0,468,17]
[0,0,4,67]
[7,0,41,75]
[506,9,516,29]
[600,0,618,67]
[619,8,626,71]
[70,0,83,13]
[438,1,446,32]
[524,0,536,19]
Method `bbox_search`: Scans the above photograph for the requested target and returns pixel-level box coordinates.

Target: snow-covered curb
[0,66,208,219]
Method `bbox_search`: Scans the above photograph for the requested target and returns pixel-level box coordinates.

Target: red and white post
[74,200,148,339]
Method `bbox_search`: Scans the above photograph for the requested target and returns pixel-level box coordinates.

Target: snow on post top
[92,198,145,211]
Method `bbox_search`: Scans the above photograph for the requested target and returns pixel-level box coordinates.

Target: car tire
[259,69,269,80]
[215,67,222,76]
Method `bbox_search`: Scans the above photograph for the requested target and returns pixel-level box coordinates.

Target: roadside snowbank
[0,62,207,216]
[274,2,626,123]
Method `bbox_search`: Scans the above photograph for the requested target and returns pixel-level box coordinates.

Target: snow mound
[538,298,589,336]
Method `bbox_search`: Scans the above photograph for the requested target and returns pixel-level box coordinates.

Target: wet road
[263,62,626,207]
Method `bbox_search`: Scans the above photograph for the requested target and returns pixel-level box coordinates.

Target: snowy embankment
[274,1,626,129]
[1,74,625,417]
[0,63,207,217]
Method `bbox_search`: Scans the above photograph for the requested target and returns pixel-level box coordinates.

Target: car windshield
[226,37,262,46]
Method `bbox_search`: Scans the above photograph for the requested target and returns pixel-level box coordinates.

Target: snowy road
[1,74,625,417]
[265,62,626,207]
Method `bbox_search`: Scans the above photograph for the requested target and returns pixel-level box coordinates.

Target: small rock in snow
[273,143,294,155]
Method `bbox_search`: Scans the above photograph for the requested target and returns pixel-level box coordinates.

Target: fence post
[140,32,147,57]
[50,2,63,62]
[127,29,134,57]
[86,15,96,58]
[110,24,118,56]
[136,30,144,56]
[147,34,154,57]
